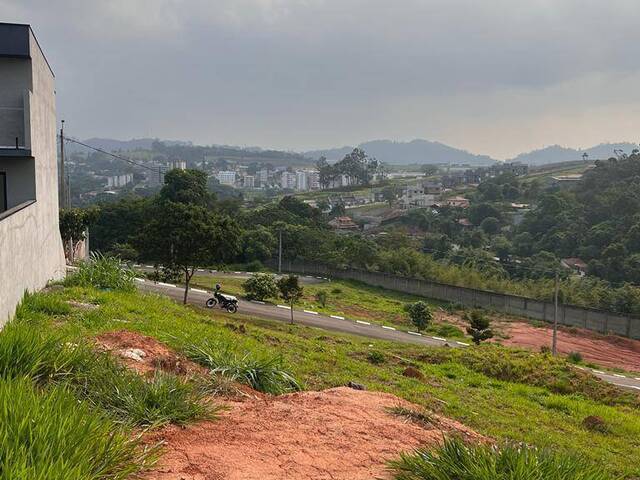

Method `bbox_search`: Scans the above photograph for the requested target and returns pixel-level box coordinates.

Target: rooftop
[0,22,54,75]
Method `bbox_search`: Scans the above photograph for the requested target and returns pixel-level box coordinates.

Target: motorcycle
[205,291,238,313]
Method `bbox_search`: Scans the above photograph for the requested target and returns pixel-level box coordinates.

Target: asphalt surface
[134,265,326,284]
[136,278,640,392]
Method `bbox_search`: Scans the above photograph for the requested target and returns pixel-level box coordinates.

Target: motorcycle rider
[214,283,224,303]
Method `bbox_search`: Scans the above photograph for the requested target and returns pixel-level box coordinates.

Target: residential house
[328,216,359,232]
[445,196,470,208]
[561,258,588,276]
[0,23,66,324]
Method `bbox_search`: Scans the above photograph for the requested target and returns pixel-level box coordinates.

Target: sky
[3,0,640,159]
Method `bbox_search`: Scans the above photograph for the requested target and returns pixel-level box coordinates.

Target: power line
[61,136,162,174]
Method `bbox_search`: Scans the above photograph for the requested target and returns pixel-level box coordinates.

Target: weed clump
[389,437,611,480]
[186,341,301,395]
[65,252,135,291]
[367,350,385,365]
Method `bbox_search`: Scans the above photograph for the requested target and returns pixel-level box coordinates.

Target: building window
[0,173,6,213]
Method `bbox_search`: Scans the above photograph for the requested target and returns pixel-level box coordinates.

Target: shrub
[367,350,385,365]
[432,323,465,338]
[331,287,343,294]
[65,252,135,291]
[405,302,433,331]
[0,377,152,479]
[242,273,279,301]
[15,291,70,317]
[389,437,611,480]
[186,341,301,395]
[567,351,583,364]
[315,290,328,307]
[465,310,493,344]
[245,260,264,272]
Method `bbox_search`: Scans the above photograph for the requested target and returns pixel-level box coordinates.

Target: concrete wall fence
[277,260,640,340]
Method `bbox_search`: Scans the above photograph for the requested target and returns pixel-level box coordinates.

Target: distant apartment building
[216,170,236,186]
[106,173,133,188]
[281,171,297,190]
[257,169,269,187]
[169,159,186,170]
[296,171,308,191]
[0,23,66,323]
[242,175,255,188]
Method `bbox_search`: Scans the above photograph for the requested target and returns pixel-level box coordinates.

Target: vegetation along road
[136,279,640,392]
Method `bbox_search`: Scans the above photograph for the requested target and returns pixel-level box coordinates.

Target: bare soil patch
[95,330,207,377]
[500,322,640,372]
[141,387,480,480]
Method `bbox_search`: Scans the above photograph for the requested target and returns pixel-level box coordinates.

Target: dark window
[0,173,6,212]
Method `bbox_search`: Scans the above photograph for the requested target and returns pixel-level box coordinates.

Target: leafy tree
[404,301,433,331]
[466,310,493,344]
[315,290,328,307]
[137,201,240,304]
[277,275,304,324]
[480,217,500,235]
[242,273,279,301]
[160,169,213,207]
[240,226,277,262]
[59,207,99,262]
[469,203,502,225]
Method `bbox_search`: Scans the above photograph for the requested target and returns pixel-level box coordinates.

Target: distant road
[136,279,640,393]
[134,266,327,284]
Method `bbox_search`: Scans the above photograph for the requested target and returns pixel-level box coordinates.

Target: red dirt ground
[141,387,481,480]
[95,330,207,378]
[500,321,640,372]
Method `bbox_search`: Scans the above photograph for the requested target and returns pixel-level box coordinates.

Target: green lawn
[30,285,640,478]
[190,274,465,338]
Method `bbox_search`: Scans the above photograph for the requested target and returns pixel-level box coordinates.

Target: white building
[243,175,255,188]
[106,173,133,188]
[0,23,66,324]
[296,171,308,191]
[216,171,236,186]
[169,159,186,170]
[281,171,296,190]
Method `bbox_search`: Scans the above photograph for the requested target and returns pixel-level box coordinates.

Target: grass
[0,376,153,480]
[186,341,301,395]
[25,286,640,478]
[190,273,465,336]
[65,252,135,291]
[387,405,434,428]
[389,437,612,480]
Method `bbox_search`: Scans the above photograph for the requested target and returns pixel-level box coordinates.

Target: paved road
[136,279,640,392]
[136,280,464,348]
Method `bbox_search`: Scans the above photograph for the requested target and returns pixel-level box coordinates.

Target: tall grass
[389,437,613,480]
[65,252,135,291]
[0,377,153,480]
[71,355,214,427]
[186,341,301,395]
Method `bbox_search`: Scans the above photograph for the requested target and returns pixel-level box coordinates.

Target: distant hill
[66,137,191,154]
[305,139,496,166]
[510,142,639,165]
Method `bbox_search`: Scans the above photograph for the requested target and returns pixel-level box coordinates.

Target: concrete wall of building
[277,260,640,340]
[0,27,66,325]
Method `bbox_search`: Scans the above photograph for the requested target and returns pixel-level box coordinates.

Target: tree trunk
[290,300,294,325]
[183,269,190,304]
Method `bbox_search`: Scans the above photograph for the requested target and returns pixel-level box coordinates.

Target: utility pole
[59,120,65,208]
[278,229,282,274]
[552,272,559,356]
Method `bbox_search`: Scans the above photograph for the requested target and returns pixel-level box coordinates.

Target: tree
[137,201,240,304]
[480,217,500,235]
[422,164,439,176]
[466,310,493,344]
[242,273,279,301]
[315,290,328,307]
[59,207,99,262]
[277,275,304,324]
[160,169,213,207]
[404,301,433,331]
[381,185,398,205]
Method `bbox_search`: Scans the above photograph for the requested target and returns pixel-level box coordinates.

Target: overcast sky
[3,0,639,159]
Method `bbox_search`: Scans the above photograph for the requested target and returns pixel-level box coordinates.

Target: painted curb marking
[191,288,208,294]
[277,305,291,309]
[407,331,422,336]
[432,336,447,341]
[456,341,470,346]
[381,326,395,330]
[134,278,145,283]
[251,300,266,305]
[356,320,371,325]
[330,315,345,320]
[157,282,176,288]
[304,310,319,315]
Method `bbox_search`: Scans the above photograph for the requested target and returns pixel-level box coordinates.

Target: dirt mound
[95,330,206,377]
[142,387,480,480]
[501,322,640,372]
